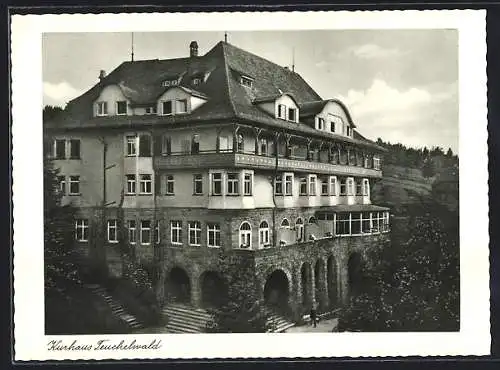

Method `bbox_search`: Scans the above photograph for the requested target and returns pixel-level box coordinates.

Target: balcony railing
[154,151,382,177]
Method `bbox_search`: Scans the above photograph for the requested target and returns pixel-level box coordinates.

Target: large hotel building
[45,40,391,327]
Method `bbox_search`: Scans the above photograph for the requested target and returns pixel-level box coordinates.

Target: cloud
[350,44,404,59]
[43,81,81,107]
[338,79,458,152]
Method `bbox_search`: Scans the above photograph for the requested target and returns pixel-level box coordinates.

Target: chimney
[189,41,199,57]
[99,70,106,81]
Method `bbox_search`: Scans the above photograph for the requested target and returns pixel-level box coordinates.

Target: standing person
[310,305,317,328]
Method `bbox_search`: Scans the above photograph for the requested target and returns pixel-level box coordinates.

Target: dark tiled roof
[50,41,384,152]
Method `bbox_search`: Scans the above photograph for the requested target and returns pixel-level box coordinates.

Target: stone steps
[90,285,144,330]
[264,308,296,333]
[162,303,214,334]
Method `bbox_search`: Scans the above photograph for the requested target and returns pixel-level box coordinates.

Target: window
[107,219,118,243]
[330,120,336,133]
[97,101,108,116]
[373,156,381,170]
[364,155,371,168]
[308,216,317,224]
[155,221,160,243]
[363,179,370,196]
[69,176,80,195]
[126,174,136,194]
[318,117,325,130]
[162,80,178,87]
[347,178,355,195]
[356,180,363,196]
[336,213,350,235]
[55,139,66,159]
[321,178,329,195]
[116,101,127,115]
[236,134,244,152]
[126,136,137,156]
[346,126,352,137]
[244,173,252,195]
[57,176,66,195]
[309,175,317,196]
[351,213,361,234]
[362,212,371,233]
[191,134,200,154]
[139,174,152,194]
[192,77,201,85]
[165,175,174,195]
[281,218,290,228]
[75,219,89,242]
[207,223,221,247]
[170,221,182,244]
[239,222,252,248]
[188,221,201,246]
[330,148,339,164]
[260,138,268,155]
[240,76,253,88]
[162,101,173,115]
[329,177,337,195]
[69,140,80,159]
[295,218,304,242]
[162,136,171,156]
[259,221,270,248]
[277,104,287,119]
[227,173,239,195]
[219,136,229,152]
[139,135,151,157]
[177,99,188,113]
[288,108,297,122]
[193,174,203,195]
[127,220,136,244]
[284,175,293,196]
[140,220,151,245]
[145,106,157,114]
[339,178,347,196]
[274,175,283,195]
[299,177,308,195]
[211,173,222,195]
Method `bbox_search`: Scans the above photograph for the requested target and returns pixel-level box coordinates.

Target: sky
[43,30,458,153]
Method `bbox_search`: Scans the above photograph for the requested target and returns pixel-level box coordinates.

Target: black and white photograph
[12,10,489,360]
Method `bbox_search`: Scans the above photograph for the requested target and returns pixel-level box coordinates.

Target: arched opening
[348,252,364,297]
[166,267,191,304]
[239,221,252,249]
[314,259,326,309]
[280,218,290,228]
[301,263,312,309]
[327,255,338,307]
[308,216,317,224]
[259,220,270,248]
[200,271,228,308]
[264,270,289,314]
[295,218,304,242]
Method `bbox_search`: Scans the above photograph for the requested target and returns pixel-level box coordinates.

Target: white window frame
[239,222,252,249]
[227,172,240,195]
[107,219,118,243]
[75,219,89,242]
[321,178,329,196]
[329,176,337,196]
[68,175,80,195]
[126,174,136,194]
[162,100,173,115]
[127,220,137,244]
[140,220,151,245]
[356,179,363,196]
[318,117,325,130]
[284,174,293,196]
[207,223,221,247]
[308,175,317,196]
[373,156,381,170]
[96,101,108,116]
[188,221,202,246]
[176,99,188,114]
[363,179,370,196]
[116,100,127,115]
[244,173,253,196]
[211,172,222,195]
[277,104,287,119]
[139,174,152,194]
[170,220,182,245]
[126,135,137,156]
[258,221,270,248]
[193,174,203,195]
[299,177,308,195]
[347,177,355,196]
[240,75,253,88]
[165,174,175,195]
[145,105,156,115]
[274,175,283,195]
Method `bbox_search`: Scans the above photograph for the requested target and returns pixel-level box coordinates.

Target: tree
[43,105,64,123]
[446,147,454,157]
[206,253,274,333]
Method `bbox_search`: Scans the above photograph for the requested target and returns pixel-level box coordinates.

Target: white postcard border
[12,10,488,360]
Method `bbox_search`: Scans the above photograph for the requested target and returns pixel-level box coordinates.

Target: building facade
[45,40,390,321]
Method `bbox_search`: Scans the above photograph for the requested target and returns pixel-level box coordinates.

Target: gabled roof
[51,41,384,152]
[299,99,357,128]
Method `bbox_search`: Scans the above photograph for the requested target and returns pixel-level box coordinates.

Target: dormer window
[192,77,202,85]
[288,108,297,122]
[240,75,253,88]
[145,106,157,115]
[162,80,179,87]
[346,126,352,137]
[96,101,108,116]
[278,104,286,119]
[318,117,325,130]
[116,101,127,115]
[176,99,188,113]
[162,101,173,115]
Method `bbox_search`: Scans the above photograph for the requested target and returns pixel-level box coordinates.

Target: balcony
[154,152,382,178]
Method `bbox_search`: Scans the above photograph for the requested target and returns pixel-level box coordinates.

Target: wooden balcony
[154,152,382,177]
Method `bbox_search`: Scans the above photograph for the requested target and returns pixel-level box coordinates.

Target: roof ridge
[220,42,238,116]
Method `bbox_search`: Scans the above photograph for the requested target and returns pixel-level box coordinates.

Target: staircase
[264,309,296,333]
[162,303,214,333]
[89,285,143,330]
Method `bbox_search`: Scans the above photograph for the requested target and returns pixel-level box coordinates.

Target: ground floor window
[188,221,202,246]
[171,220,182,245]
[140,220,152,245]
[239,221,252,248]
[75,219,89,242]
[207,223,221,247]
[127,220,136,244]
[259,221,270,247]
[107,219,118,243]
